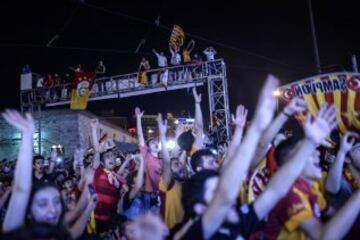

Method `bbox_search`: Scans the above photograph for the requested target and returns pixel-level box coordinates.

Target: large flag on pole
[169,25,185,52]
[277,72,360,134]
[70,72,95,110]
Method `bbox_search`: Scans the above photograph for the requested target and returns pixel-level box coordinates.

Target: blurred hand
[135,107,144,118]
[231,104,248,128]
[340,131,359,153]
[2,109,35,136]
[74,147,84,164]
[304,104,337,145]
[90,118,99,129]
[192,88,202,103]
[283,97,307,116]
[156,114,168,135]
[50,149,58,162]
[253,74,279,131]
[137,213,169,240]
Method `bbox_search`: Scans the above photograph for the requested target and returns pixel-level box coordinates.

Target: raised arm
[251,98,307,170]
[300,190,360,240]
[2,110,35,233]
[186,40,195,52]
[254,104,337,220]
[0,188,11,210]
[69,188,97,239]
[45,150,56,175]
[201,75,279,239]
[90,119,100,169]
[320,190,360,239]
[192,88,204,149]
[169,46,175,55]
[173,123,185,157]
[203,47,209,54]
[129,155,144,200]
[135,107,145,147]
[65,163,96,225]
[64,182,89,225]
[117,155,132,176]
[221,104,247,168]
[157,114,172,187]
[152,48,159,57]
[325,132,358,194]
[74,148,86,190]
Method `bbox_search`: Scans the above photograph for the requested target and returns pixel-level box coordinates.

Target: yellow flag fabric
[70,72,95,110]
[86,211,97,234]
[70,89,90,109]
[277,72,360,134]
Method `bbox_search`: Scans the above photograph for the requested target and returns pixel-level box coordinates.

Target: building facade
[0,109,137,160]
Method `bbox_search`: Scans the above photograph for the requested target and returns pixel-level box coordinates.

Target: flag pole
[307,0,322,74]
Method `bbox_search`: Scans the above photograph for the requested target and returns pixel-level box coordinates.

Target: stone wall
[0,109,136,160]
[0,118,21,160]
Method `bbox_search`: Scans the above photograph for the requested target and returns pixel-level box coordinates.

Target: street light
[272,89,282,97]
[166,140,176,150]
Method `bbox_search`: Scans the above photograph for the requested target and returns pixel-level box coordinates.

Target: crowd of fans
[3,74,360,239]
[139,42,217,85]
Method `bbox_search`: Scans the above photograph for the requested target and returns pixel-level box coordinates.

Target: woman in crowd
[1,110,97,239]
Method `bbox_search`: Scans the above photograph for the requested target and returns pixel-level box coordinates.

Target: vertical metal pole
[38,104,42,155]
[308,0,321,74]
[221,61,231,140]
[207,76,214,128]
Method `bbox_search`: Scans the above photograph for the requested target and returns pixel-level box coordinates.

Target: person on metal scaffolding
[138,57,151,86]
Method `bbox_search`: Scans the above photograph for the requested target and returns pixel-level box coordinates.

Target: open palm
[304,104,337,144]
[2,109,35,135]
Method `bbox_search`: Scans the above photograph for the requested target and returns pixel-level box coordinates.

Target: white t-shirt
[171,52,181,66]
[156,55,168,67]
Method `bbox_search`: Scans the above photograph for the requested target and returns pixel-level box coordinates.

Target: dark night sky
[1,0,359,122]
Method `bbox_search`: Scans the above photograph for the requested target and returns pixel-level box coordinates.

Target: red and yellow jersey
[263,178,325,240]
[240,146,276,204]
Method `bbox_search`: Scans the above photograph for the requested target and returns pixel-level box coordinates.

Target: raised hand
[74,147,85,164]
[50,148,58,162]
[339,131,359,153]
[137,213,169,239]
[2,110,35,136]
[135,107,144,118]
[231,104,248,128]
[192,87,202,103]
[135,154,144,165]
[304,104,337,145]
[90,118,99,129]
[156,113,168,135]
[253,75,279,131]
[283,97,307,116]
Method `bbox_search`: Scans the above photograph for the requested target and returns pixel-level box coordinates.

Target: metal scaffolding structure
[20,59,231,150]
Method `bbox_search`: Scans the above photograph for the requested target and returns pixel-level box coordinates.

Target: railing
[20,59,225,105]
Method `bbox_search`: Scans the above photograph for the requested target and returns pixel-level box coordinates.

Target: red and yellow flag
[70,72,95,110]
[277,72,360,134]
[169,25,185,52]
